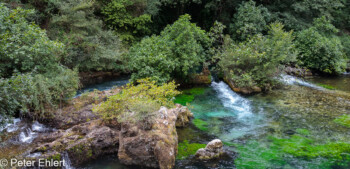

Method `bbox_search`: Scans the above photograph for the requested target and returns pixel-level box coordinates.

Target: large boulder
[27,103,194,169]
[31,119,120,166]
[118,106,182,169]
[195,139,224,160]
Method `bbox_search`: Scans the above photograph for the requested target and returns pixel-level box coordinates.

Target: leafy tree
[218,23,296,89]
[229,0,270,41]
[48,0,125,72]
[101,0,152,43]
[296,17,346,74]
[0,4,64,77]
[128,14,211,84]
[0,3,79,124]
[93,78,180,126]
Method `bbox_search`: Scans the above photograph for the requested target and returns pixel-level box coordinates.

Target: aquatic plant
[235,141,286,168]
[174,87,205,106]
[177,140,206,160]
[192,119,209,131]
[334,115,350,128]
[316,83,337,90]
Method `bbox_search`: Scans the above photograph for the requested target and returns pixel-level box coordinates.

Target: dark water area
[307,73,350,92]
[75,76,129,97]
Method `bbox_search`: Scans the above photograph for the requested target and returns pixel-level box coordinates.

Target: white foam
[279,74,323,90]
[211,81,252,118]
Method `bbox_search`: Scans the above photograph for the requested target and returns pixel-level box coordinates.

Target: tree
[48,0,125,72]
[0,3,79,124]
[218,23,296,89]
[128,14,211,84]
[229,0,270,41]
[101,0,152,43]
[0,4,64,77]
[296,17,346,74]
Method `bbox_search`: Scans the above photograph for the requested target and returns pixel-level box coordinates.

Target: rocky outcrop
[175,104,194,127]
[28,102,194,169]
[32,119,120,166]
[195,139,224,160]
[224,77,262,95]
[186,66,212,85]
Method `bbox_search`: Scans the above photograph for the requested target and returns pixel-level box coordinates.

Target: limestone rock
[195,139,224,160]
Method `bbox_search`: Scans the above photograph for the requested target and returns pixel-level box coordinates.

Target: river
[1,74,350,169]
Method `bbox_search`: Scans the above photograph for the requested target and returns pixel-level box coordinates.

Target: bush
[0,67,79,120]
[128,14,211,84]
[296,17,346,74]
[0,4,79,124]
[229,0,270,41]
[101,0,152,43]
[48,0,125,72]
[0,4,64,77]
[93,78,180,125]
[218,23,296,89]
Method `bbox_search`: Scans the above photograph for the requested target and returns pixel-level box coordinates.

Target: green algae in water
[192,119,209,131]
[316,83,337,90]
[235,141,286,168]
[334,114,350,128]
[177,140,206,160]
[174,87,205,105]
[296,128,311,136]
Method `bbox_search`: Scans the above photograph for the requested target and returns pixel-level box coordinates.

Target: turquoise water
[82,76,350,169]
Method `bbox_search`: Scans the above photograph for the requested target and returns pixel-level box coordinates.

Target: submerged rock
[195,139,224,160]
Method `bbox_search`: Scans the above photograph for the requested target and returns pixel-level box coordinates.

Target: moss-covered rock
[177,140,206,159]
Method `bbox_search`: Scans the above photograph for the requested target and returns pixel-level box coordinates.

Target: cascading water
[62,152,74,169]
[279,74,323,90]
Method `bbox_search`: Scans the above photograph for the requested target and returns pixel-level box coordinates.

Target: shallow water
[3,75,348,169]
[307,74,350,92]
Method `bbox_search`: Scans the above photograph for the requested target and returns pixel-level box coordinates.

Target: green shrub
[229,0,270,41]
[101,0,152,43]
[0,4,64,77]
[0,67,79,120]
[48,0,125,72]
[93,78,180,124]
[218,23,296,89]
[0,4,79,124]
[296,17,346,74]
[128,14,211,84]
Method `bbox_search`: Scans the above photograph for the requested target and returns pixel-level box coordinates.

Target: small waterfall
[211,81,252,118]
[62,152,75,169]
[279,74,323,90]
[3,118,21,132]
[19,128,37,143]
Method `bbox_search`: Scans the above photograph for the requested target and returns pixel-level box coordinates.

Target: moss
[223,141,238,147]
[192,118,209,131]
[48,153,61,162]
[316,83,337,90]
[174,87,205,105]
[334,114,350,128]
[177,140,206,160]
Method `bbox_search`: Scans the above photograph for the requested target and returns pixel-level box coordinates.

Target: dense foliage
[48,0,125,72]
[101,0,152,43]
[128,14,211,84]
[296,17,346,74]
[93,78,180,125]
[0,4,79,123]
[218,23,297,89]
